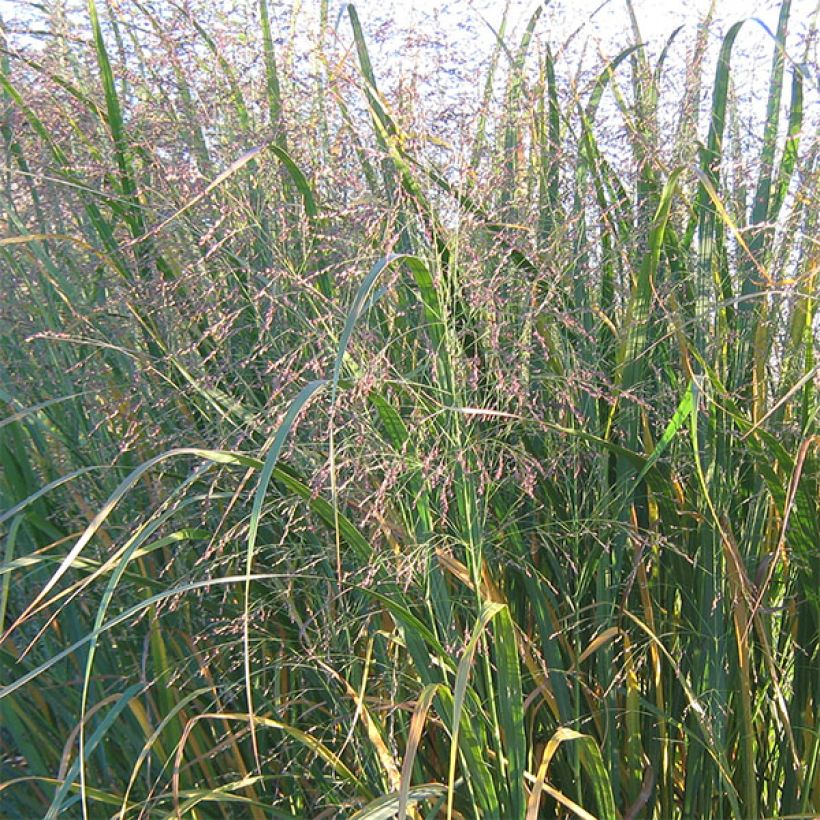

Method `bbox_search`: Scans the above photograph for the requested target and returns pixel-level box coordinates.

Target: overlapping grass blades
[0,0,817,816]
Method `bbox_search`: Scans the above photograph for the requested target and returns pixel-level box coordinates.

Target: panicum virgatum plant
[0,0,817,816]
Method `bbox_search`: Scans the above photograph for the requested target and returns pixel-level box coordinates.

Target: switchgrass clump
[0,0,817,817]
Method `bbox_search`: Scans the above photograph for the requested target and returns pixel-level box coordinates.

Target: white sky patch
[368,0,814,43]
[0,0,814,145]
[306,1,817,128]
[2,0,816,52]
[314,0,818,60]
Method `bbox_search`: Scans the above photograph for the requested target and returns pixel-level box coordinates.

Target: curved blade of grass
[73,466,217,818]
[1,448,259,641]
[0,392,90,431]
[270,464,371,561]
[397,683,441,820]
[3,521,209,618]
[0,529,208,589]
[527,727,615,820]
[0,467,101,527]
[352,784,447,820]
[0,515,22,636]
[177,712,368,798]
[45,682,146,819]
[126,139,317,247]
[171,776,275,817]
[0,573,298,700]
[117,686,215,819]
[447,601,504,820]
[362,589,452,666]
[0,777,125,812]
[244,378,328,770]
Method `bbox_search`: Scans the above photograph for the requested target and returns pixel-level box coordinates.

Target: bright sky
[373,0,812,42]
[342,0,817,76]
[1,0,815,48]
[318,0,817,139]
[1,0,815,132]
[322,0,818,55]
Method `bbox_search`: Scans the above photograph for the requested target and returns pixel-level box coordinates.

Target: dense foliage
[0,0,817,816]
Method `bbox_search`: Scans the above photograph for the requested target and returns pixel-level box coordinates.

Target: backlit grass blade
[768,62,804,221]
[177,712,369,797]
[0,574,300,702]
[447,602,504,820]
[259,0,287,146]
[86,0,143,236]
[499,5,543,216]
[527,727,615,820]
[167,0,250,130]
[130,0,213,175]
[633,378,697,488]
[743,1,792,290]
[537,47,561,243]
[352,784,446,819]
[347,3,402,210]
[492,604,526,817]
[617,168,685,399]
[0,71,122,268]
[469,0,511,172]
[0,516,22,636]
[693,19,745,351]
[397,684,441,820]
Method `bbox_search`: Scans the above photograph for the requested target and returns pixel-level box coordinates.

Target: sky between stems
[374,0,816,48]
[0,0,816,154]
[2,0,816,57]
